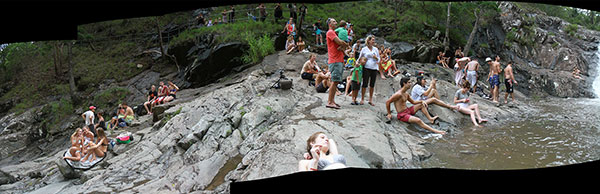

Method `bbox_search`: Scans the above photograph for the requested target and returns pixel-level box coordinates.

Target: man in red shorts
[385,77,459,135]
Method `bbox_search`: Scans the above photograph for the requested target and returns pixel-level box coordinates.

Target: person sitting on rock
[454,80,488,128]
[285,35,297,54]
[94,111,108,132]
[81,126,95,156]
[314,66,342,96]
[163,81,179,103]
[379,49,400,78]
[110,104,126,130]
[144,85,158,115]
[152,81,170,106]
[386,77,460,135]
[344,52,356,69]
[63,128,84,162]
[296,36,306,52]
[573,67,584,80]
[301,53,321,81]
[436,51,449,68]
[411,75,441,102]
[81,129,108,162]
[121,102,135,126]
[298,132,346,171]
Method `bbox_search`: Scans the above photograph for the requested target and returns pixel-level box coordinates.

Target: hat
[485,57,492,62]
[89,106,96,110]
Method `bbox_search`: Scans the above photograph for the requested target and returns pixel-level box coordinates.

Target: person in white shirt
[81,106,97,136]
[411,76,440,102]
[357,35,380,106]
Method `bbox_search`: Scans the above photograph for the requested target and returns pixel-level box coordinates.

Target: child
[344,52,356,69]
[350,57,366,105]
[335,20,349,54]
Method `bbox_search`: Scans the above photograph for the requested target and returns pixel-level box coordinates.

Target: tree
[444,2,451,52]
[463,8,481,57]
[155,16,180,72]
[67,41,79,105]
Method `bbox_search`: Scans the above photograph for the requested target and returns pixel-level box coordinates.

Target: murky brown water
[422,98,600,170]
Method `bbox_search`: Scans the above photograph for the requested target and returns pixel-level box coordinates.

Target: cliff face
[471,2,600,98]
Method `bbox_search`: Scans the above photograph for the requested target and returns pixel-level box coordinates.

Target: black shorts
[316,83,328,93]
[362,68,378,88]
[505,79,514,93]
[301,72,314,80]
[88,124,97,137]
[169,94,177,99]
[351,80,360,91]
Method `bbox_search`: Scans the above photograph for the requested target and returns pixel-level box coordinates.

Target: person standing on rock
[454,80,488,127]
[325,18,349,109]
[455,57,469,87]
[256,3,267,22]
[298,132,346,171]
[504,61,518,104]
[313,18,323,46]
[486,57,501,103]
[358,35,379,106]
[82,106,97,137]
[464,58,480,93]
[386,77,459,135]
[274,3,283,23]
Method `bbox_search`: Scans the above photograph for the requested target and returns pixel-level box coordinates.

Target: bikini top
[317,154,347,170]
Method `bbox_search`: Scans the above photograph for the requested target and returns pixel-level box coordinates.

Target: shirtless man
[486,57,501,103]
[464,58,480,93]
[300,53,321,81]
[386,77,459,135]
[504,61,518,103]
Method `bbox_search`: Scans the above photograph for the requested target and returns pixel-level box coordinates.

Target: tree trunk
[67,41,79,105]
[463,9,481,57]
[155,16,180,72]
[443,2,451,52]
[53,42,60,79]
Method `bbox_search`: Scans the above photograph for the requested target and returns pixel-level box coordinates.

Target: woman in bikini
[63,128,84,161]
[81,129,109,162]
[298,132,346,171]
[164,81,179,103]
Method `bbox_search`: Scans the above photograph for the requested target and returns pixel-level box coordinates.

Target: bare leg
[458,107,479,127]
[379,68,386,79]
[327,80,339,107]
[345,77,351,95]
[360,86,366,105]
[368,87,375,105]
[425,98,457,110]
[408,116,446,135]
[510,93,515,102]
[418,105,438,124]
[504,92,509,104]
[470,104,487,123]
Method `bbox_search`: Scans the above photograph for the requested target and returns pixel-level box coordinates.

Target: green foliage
[92,87,131,109]
[565,24,578,37]
[241,33,275,64]
[170,20,280,47]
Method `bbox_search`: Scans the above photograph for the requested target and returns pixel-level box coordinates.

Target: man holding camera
[410,73,441,101]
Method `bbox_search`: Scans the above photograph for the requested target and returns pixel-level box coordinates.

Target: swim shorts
[397,106,416,123]
[466,70,477,87]
[505,79,514,93]
[491,74,500,88]
[328,62,344,82]
[316,83,328,93]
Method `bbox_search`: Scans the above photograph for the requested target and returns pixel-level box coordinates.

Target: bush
[565,24,578,37]
[241,33,275,64]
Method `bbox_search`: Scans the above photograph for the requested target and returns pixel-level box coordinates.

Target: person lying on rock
[386,77,459,135]
[454,80,488,128]
[63,128,84,161]
[298,132,347,171]
[572,67,584,80]
[81,129,108,162]
[301,53,321,81]
[144,85,158,115]
[163,81,179,103]
[410,75,441,102]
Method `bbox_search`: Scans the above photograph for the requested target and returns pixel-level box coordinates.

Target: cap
[89,106,96,110]
[485,57,492,62]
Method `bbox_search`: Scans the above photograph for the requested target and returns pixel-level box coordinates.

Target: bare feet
[368,101,375,106]
[429,116,439,124]
[478,118,488,124]
[435,130,447,135]
[360,100,365,105]
[380,75,387,79]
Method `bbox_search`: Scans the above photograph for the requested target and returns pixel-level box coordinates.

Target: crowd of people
[63,80,179,164]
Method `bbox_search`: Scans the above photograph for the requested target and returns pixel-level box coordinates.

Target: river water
[422,45,600,170]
